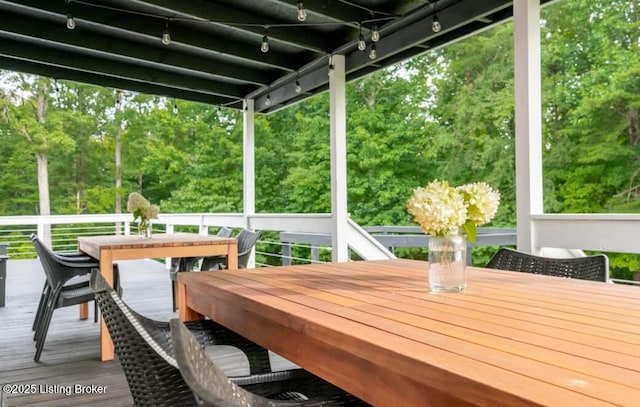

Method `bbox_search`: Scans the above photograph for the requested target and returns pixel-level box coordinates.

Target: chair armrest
[55,252,96,263]
[184,320,272,375]
[137,314,272,375]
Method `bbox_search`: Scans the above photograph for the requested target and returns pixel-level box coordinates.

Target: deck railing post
[0,243,8,307]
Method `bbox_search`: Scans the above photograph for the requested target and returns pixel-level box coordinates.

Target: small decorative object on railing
[127,192,159,239]
[407,180,500,292]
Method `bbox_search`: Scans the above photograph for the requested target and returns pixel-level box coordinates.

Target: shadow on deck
[0,259,175,406]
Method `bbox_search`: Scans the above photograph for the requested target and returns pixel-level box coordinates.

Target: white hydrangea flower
[407,180,467,236]
[127,192,159,221]
[407,180,500,243]
[457,182,500,226]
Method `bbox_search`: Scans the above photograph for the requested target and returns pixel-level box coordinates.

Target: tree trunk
[36,151,51,245]
[115,124,123,235]
[34,88,52,245]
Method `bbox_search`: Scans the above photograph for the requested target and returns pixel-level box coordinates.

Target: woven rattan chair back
[200,228,261,271]
[90,269,198,407]
[91,268,310,407]
[485,248,608,282]
[170,319,369,407]
[236,229,261,269]
[169,227,234,311]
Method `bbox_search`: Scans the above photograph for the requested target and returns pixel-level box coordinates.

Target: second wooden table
[78,232,238,361]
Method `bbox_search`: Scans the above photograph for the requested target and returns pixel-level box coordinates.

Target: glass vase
[428,231,467,292]
[138,219,152,239]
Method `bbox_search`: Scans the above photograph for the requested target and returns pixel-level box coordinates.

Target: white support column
[243,99,257,267]
[513,0,543,254]
[329,55,349,262]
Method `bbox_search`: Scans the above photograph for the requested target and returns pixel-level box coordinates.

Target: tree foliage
[0,0,638,275]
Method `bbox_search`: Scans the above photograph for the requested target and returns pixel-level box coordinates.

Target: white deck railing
[1,212,639,284]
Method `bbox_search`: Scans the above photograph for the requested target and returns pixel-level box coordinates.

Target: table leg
[79,302,88,320]
[226,242,238,270]
[99,252,115,362]
[177,280,203,321]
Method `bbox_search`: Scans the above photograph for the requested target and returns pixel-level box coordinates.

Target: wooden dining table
[78,232,237,361]
[177,258,640,406]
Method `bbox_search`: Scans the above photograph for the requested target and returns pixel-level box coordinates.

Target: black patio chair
[90,269,325,407]
[200,228,261,271]
[32,250,96,332]
[485,247,608,282]
[30,233,121,362]
[170,227,233,311]
[170,318,369,407]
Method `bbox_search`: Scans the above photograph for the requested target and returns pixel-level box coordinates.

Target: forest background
[0,0,638,279]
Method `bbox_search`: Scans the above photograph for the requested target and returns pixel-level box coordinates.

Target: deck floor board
[0,258,176,406]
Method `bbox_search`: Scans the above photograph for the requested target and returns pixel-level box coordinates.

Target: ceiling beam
[0,36,253,98]
[255,0,512,112]
[0,56,242,107]
[0,11,275,86]
[0,0,312,71]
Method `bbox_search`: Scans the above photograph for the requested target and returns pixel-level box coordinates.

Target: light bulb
[173,104,178,114]
[265,94,271,106]
[369,43,377,60]
[162,20,171,45]
[358,33,366,51]
[371,25,380,42]
[432,16,441,33]
[261,35,269,53]
[295,80,302,93]
[66,14,76,30]
[297,1,307,22]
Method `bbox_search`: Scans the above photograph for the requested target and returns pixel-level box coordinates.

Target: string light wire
[61,0,433,107]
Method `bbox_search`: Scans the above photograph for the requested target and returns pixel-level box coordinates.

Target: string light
[432,2,441,33]
[260,28,269,53]
[66,13,76,29]
[357,23,366,51]
[162,19,171,45]
[369,43,377,59]
[296,1,307,22]
[173,103,178,113]
[61,1,399,60]
[265,94,271,106]
[371,24,380,42]
[432,16,441,32]
[295,80,302,93]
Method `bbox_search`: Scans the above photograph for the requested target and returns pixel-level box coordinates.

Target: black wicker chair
[30,234,121,362]
[200,228,261,271]
[170,319,369,407]
[169,227,233,311]
[485,247,608,282]
[90,269,329,407]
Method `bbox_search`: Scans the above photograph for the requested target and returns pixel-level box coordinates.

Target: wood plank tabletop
[78,233,233,255]
[178,259,640,407]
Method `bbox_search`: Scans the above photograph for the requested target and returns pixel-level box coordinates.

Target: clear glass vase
[138,219,152,239]
[428,231,467,292]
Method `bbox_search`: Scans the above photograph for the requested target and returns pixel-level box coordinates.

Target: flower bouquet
[407,180,500,244]
[407,180,500,292]
[127,192,159,238]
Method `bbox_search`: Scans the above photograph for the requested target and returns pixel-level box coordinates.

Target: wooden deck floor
[0,258,177,406]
